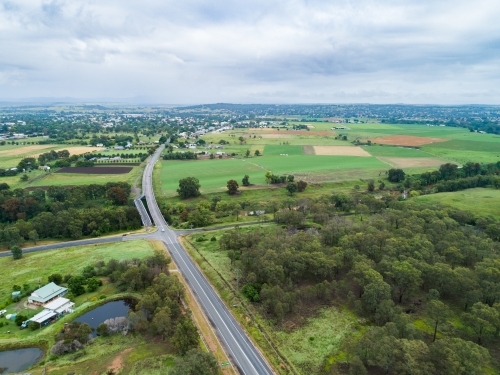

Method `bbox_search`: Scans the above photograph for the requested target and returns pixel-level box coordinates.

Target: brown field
[57,146,103,155]
[313,146,371,156]
[302,145,315,155]
[0,145,53,156]
[370,135,448,146]
[55,167,132,174]
[378,157,446,168]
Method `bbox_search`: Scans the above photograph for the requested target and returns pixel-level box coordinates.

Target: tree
[386,260,422,303]
[297,180,307,192]
[286,182,298,196]
[245,149,250,157]
[106,186,128,205]
[367,180,375,192]
[20,174,29,182]
[96,323,109,337]
[86,277,102,292]
[177,177,201,199]
[28,230,39,245]
[11,245,22,260]
[388,168,405,183]
[254,149,261,156]
[242,175,250,186]
[171,349,218,375]
[152,306,172,340]
[427,300,451,342]
[430,337,490,375]
[238,136,245,144]
[227,179,239,195]
[67,276,86,296]
[464,302,498,345]
[379,181,385,190]
[48,273,63,284]
[172,317,199,355]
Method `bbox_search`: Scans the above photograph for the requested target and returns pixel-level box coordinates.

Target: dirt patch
[55,167,133,174]
[370,135,448,146]
[302,146,315,155]
[378,157,446,168]
[0,145,53,156]
[313,146,371,156]
[107,347,133,373]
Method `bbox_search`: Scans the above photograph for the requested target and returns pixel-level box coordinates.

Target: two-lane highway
[143,145,274,375]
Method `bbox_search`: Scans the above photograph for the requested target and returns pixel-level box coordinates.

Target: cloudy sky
[1,0,500,104]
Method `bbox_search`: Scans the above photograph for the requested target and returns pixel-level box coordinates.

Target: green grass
[27,166,142,187]
[0,240,155,308]
[161,156,388,196]
[275,307,358,373]
[264,145,304,155]
[29,332,174,375]
[411,188,500,219]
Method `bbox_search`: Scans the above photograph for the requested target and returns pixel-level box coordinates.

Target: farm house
[28,282,68,306]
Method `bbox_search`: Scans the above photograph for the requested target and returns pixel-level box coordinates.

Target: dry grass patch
[0,145,53,156]
[370,135,448,146]
[302,146,315,155]
[313,146,371,157]
[58,146,103,155]
[378,157,447,168]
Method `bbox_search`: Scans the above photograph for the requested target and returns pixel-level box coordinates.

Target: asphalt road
[143,145,274,375]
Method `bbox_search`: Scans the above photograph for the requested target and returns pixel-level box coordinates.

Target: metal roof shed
[31,310,57,324]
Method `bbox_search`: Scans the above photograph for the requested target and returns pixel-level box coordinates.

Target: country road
[143,145,274,375]
[1,146,275,375]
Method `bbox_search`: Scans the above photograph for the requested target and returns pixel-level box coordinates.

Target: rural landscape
[0,103,498,375]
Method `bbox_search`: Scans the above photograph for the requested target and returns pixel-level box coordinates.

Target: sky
[1,0,500,104]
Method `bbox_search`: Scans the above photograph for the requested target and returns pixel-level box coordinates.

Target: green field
[0,240,155,307]
[27,166,142,187]
[160,156,387,196]
[412,188,500,219]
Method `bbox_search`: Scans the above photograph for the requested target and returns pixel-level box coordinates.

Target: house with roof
[28,282,68,306]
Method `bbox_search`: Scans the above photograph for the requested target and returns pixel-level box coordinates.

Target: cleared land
[55,167,133,174]
[313,146,371,156]
[412,188,500,219]
[377,157,447,168]
[370,135,449,146]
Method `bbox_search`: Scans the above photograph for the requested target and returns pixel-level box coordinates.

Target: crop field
[55,166,133,174]
[0,144,104,169]
[161,122,500,198]
[27,166,141,187]
[412,188,500,219]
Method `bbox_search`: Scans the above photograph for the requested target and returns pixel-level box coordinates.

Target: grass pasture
[412,188,500,219]
[0,240,154,305]
[160,155,388,196]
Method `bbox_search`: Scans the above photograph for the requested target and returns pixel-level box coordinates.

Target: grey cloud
[0,0,499,103]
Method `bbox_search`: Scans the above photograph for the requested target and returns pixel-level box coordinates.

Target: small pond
[75,299,136,335]
[0,348,43,374]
